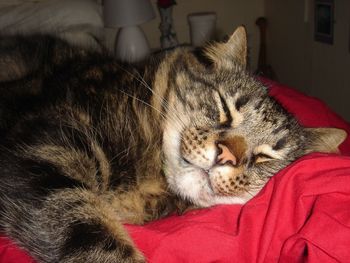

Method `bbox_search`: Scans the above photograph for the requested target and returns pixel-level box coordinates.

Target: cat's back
[0,34,129,135]
[0,34,164,192]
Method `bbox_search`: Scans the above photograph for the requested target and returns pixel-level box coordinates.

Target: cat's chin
[165,164,260,207]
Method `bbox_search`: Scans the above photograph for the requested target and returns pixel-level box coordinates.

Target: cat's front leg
[1,188,145,263]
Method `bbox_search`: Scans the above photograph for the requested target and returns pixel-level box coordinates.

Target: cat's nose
[216,143,237,166]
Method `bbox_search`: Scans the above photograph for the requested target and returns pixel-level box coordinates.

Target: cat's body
[0,34,175,262]
[0,27,346,262]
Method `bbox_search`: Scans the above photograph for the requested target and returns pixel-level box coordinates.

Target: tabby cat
[0,27,346,262]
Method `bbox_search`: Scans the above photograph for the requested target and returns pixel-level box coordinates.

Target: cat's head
[157,27,346,207]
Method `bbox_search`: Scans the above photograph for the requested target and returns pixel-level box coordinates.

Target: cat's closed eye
[254,152,274,163]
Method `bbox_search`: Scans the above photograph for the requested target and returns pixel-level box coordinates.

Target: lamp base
[114,26,151,63]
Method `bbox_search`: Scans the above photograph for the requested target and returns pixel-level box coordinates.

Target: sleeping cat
[0,27,346,262]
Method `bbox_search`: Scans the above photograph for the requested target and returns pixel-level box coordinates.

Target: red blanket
[1,79,350,262]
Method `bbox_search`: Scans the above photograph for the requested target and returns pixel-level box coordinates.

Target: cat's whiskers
[134,70,179,118]
[118,87,187,141]
[117,89,165,119]
[135,78,186,133]
[118,65,186,132]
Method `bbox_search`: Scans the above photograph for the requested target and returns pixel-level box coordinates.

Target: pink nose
[216,143,237,166]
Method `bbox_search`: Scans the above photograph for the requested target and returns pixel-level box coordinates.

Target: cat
[0,27,346,262]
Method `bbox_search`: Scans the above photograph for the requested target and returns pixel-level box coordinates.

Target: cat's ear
[204,26,247,68]
[304,127,347,154]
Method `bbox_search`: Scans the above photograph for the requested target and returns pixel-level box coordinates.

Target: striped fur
[0,27,346,262]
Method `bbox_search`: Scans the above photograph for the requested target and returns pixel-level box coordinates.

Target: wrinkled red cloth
[1,80,350,263]
[127,153,350,263]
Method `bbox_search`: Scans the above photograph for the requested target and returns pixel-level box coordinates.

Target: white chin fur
[165,163,260,207]
[162,131,259,206]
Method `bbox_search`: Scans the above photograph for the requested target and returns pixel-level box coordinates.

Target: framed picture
[314,0,334,44]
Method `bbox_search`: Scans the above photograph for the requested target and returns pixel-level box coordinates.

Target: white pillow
[0,0,104,49]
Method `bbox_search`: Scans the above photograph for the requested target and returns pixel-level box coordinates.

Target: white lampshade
[103,0,155,27]
[103,0,156,63]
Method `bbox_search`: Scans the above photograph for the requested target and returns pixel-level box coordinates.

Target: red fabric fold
[126,154,350,263]
[1,80,350,262]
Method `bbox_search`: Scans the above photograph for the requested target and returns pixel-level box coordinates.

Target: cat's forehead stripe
[183,67,215,89]
[214,92,230,124]
[229,103,244,128]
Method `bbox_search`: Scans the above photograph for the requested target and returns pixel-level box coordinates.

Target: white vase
[114,25,151,63]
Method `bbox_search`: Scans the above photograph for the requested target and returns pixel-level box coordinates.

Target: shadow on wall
[265,0,350,122]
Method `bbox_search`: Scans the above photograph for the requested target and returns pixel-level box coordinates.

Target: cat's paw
[61,246,145,263]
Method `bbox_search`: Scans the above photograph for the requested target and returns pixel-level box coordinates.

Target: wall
[105,0,350,119]
[105,0,264,71]
[265,0,350,121]
[310,0,350,121]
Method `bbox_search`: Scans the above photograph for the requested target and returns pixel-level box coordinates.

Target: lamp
[103,0,155,63]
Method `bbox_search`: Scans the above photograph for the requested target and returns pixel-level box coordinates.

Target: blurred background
[1,0,349,121]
